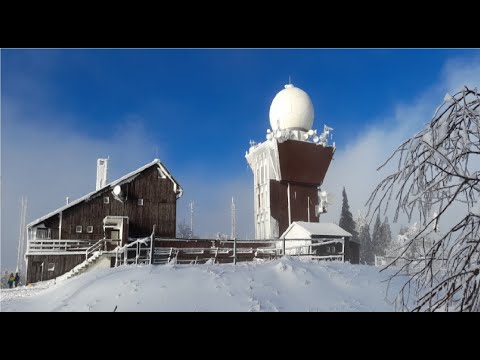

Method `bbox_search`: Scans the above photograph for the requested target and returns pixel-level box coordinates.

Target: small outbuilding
[280,221,359,264]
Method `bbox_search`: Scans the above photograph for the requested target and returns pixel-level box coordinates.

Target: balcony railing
[27,239,99,254]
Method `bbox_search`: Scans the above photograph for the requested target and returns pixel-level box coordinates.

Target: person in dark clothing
[14,273,20,287]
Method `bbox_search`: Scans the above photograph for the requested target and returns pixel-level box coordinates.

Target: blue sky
[2,48,480,269]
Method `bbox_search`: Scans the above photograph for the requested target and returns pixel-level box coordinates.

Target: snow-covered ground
[0,257,410,312]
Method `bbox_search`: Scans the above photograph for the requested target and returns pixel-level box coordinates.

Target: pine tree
[376,216,392,257]
[359,222,374,265]
[371,214,383,257]
[339,187,358,242]
[382,216,392,247]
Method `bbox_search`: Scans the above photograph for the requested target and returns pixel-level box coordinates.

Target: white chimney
[66,197,70,205]
[96,158,109,190]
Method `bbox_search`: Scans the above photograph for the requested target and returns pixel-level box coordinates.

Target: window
[36,228,51,240]
[103,196,109,204]
[138,198,144,206]
[47,263,55,272]
[87,226,93,233]
[76,226,82,233]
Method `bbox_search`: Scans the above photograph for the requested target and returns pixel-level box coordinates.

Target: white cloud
[321,56,480,234]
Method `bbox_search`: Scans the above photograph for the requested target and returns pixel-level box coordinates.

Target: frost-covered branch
[367,86,480,312]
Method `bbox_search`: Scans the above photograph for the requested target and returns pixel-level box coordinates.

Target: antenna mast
[16,196,28,275]
[189,200,195,239]
[231,197,236,240]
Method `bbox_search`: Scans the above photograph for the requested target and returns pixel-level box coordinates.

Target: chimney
[96,158,109,190]
[66,197,70,205]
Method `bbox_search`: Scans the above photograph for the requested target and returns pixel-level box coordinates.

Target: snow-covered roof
[281,221,352,239]
[27,159,183,228]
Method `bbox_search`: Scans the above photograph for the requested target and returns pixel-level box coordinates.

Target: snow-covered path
[0,257,410,312]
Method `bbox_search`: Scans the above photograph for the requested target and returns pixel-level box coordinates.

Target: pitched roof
[280,221,352,239]
[27,159,182,228]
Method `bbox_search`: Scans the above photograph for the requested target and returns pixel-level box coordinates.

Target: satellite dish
[308,129,314,136]
[266,133,273,140]
[113,185,122,196]
[302,133,309,140]
[267,129,271,133]
[313,136,319,143]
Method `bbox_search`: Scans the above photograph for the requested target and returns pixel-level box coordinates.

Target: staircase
[56,251,104,283]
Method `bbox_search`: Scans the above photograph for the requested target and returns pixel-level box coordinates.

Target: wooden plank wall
[57,166,177,241]
[270,180,320,237]
[27,254,85,284]
[277,140,334,185]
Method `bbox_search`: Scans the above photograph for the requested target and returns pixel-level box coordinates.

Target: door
[30,261,44,283]
[111,230,120,240]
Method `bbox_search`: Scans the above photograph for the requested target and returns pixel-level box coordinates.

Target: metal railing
[110,229,349,267]
[85,238,105,261]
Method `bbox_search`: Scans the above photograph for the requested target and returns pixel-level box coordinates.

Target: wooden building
[25,159,183,284]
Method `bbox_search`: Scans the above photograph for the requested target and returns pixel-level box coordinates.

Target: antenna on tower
[231,197,236,240]
[288,75,292,85]
[189,200,195,239]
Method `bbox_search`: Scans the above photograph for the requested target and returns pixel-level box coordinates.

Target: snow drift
[1,257,409,312]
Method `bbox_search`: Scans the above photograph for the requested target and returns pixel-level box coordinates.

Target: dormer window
[138,198,144,206]
[104,197,109,204]
[76,226,82,233]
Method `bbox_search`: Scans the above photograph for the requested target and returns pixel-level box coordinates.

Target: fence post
[136,241,139,265]
[150,225,156,265]
[282,237,286,257]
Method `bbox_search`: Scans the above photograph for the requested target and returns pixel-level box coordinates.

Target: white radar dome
[269,84,314,132]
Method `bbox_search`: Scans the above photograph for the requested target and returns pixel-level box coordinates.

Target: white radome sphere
[269,84,314,132]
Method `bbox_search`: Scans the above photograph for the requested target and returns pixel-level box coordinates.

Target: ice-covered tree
[381,217,392,251]
[339,187,358,242]
[367,86,480,312]
[356,211,374,264]
[177,220,195,239]
[371,214,384,257]
[360,224,374,265]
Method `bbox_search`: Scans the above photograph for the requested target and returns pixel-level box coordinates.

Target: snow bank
[0,257,410,312]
